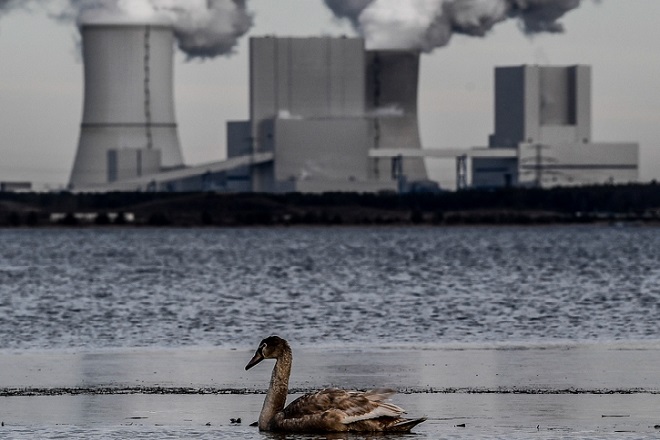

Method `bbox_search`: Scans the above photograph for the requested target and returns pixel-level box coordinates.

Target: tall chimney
[69,19,184,188]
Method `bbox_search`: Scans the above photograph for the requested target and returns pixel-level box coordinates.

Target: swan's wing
[338,389,406,424]
[282,388,405,423]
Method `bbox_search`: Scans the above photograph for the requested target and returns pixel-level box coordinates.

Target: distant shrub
[410,209,424,224]
[114,212,127,225]
[7,212,21,227]
[25,211,39,227]
[95,212,111,225]
[147,212,171,226]
[201,210,214,225]
[60,213,78,226]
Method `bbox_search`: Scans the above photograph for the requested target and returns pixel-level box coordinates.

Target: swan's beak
[245,350,264,370]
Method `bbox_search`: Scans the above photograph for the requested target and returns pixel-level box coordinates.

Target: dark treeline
[1,182,660,227]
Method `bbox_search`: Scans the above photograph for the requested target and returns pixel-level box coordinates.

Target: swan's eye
[260,343,267,354]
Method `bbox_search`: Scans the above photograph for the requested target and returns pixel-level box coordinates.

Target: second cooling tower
[242,36,427,192]
[366,50,427,181]
[69,19,184,188]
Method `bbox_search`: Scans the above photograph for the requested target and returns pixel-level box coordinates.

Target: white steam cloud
[324,0,582,51]
[1,0,253,59]
[0,0,26,16]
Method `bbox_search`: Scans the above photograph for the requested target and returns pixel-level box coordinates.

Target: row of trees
[1,182,660,227]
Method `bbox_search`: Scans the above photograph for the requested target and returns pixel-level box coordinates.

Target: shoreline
[3,185,660,227]
[1,219,659,228]
[2,342,659,392]
[3,389,660,437]
[2,343,660,437]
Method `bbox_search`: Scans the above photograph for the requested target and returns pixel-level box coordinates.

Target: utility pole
[456,154,468,190]
[535,143,542,188]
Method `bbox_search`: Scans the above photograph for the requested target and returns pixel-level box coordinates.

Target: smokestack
[324,0,582,52]
[69,18,183,188]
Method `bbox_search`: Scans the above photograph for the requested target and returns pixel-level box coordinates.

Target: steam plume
[324,0,582,51]
[1,0,253,58]
[323,0,372,28]
[0,0,27,16]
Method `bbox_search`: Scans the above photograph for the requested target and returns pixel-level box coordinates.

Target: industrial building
[472,65,639,188]
[67,25,638,192]
[71,31,430,192]
[226,37,428,192]
[70,18,184,189]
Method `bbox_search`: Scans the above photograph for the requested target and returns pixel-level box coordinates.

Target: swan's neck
[259,347,292,430]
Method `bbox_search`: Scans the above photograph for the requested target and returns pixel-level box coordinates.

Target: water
[1,226,659,350]
[2,225,660,439]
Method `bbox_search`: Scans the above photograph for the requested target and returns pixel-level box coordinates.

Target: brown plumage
[244,335,426,433]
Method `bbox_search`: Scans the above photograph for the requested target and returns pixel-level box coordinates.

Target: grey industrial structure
[472,65,638,188]
[70,19,184,189]
[225,36,428,193]
[67,27,639,193]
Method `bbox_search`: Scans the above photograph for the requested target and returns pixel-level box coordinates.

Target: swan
[244,335,426,433]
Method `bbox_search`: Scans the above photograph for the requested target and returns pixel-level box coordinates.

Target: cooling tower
[69,20,184,188]
[366,50,428,181]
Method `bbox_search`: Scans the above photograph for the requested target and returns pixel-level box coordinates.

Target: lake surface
[2,226,660,438]
[2,226,660,350]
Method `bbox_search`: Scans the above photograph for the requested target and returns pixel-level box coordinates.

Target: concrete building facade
[473,65,638,188]
[489,65,591,148]
[234,36,428,193]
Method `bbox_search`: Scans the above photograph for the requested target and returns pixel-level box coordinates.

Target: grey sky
[0,0,658,189]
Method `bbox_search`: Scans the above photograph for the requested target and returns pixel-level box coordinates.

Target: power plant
[69,18,184,188]
[226,37,428,193]
[473,65,638,188]
[63,29,638,193]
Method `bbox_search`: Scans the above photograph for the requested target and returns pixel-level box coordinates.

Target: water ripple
[1,226,660,350]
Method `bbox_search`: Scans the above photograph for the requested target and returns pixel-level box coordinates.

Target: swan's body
[245,336,426,433]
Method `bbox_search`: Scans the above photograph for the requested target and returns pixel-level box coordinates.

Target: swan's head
[245,335,290,370]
